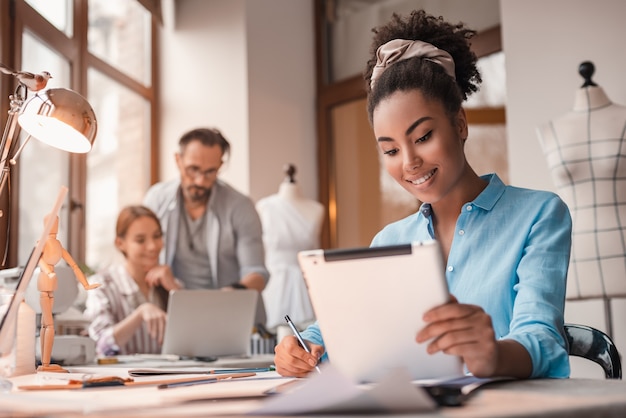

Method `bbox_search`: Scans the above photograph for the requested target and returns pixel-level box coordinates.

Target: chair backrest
[564,323,622,379]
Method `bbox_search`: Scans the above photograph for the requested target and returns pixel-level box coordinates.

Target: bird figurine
[0,62,52,92]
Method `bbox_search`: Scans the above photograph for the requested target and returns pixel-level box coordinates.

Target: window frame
[0,0,159,267]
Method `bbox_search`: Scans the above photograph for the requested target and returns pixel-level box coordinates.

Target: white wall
[159,0,316,202]
[502,0,626,191]
[159,0,249,189]
[245,0,317,202]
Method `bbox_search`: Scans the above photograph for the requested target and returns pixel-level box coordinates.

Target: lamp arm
[0,112,18,201]
[9,134,32,164]
[0,85,27,199]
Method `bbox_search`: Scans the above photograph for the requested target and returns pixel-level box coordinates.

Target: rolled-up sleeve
[231,197,270,283]
[507,194,571,378]
[84,283,121,356]
[300,321,329,362]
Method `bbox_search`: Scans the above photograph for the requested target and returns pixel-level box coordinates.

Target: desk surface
[96,353,277,369]
[2,358,625,417]
[445,378,626,417]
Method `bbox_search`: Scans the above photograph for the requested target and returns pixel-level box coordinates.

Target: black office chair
[564,323,622,379]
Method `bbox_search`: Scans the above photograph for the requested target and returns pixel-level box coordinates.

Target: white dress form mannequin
[256,164,324,330]
[537,62,626,339]
[276,182,324,230]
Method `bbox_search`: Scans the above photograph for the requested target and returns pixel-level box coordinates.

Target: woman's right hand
[274,335,324,377]
[137,303,167,344]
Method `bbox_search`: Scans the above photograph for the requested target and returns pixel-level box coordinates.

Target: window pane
[327,0,501,83]
[88,0,152,85]
[24,0,73,37]
[86,69,151,271]
[465,124,509,183]
[18,31,71,265]
[465,51,506,108]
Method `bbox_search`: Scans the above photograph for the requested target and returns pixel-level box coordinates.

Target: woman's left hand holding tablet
[416,295,499,377]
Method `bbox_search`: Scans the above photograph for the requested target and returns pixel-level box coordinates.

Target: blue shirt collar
[473,173,505,211]
[418,173,505,218]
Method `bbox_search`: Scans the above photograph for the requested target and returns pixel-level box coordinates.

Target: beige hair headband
[370,39,456,89]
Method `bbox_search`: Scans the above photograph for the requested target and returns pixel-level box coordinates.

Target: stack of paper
[251,364,438,415]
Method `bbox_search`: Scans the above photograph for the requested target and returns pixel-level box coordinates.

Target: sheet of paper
[3,367,440,416]
[0,383,171,415]
[3,371,284,415]
[250,364,437,415]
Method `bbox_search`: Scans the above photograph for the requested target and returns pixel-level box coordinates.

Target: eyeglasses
[184,166,219,180]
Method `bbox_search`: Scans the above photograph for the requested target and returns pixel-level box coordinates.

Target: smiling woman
[83,205,181,356]
[275,8,572,381]
[316,0,504,249]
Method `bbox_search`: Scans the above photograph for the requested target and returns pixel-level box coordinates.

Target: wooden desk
[2,372,625,417]
[439,378,626,417]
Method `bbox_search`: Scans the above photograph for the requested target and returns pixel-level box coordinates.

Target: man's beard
[186,185,211,203]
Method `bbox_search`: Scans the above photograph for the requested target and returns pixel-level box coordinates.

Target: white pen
[284,314,321,374]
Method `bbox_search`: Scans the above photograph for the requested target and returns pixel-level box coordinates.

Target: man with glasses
[143,127,269,324]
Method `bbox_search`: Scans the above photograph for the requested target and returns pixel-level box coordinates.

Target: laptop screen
[161,289,257,358]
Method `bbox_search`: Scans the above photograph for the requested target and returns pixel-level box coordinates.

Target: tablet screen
[298,240,464,383]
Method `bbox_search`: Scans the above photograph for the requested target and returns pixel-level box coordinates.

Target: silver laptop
[298,240,464,383]
[161,289,257,358]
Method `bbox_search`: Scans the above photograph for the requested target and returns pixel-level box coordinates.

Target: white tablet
[298,240,464,383]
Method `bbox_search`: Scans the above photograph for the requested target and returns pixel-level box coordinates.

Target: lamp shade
[17,88,97,153]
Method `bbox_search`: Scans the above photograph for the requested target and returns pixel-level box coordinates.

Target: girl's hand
[145,265,181,292]
[137,303,168,344]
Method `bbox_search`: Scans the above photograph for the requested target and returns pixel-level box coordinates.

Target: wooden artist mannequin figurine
[37,214,100,372]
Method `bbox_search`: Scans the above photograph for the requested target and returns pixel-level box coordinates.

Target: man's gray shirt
[143,178,269,324]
